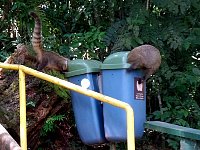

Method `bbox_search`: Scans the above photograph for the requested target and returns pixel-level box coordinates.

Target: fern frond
[40,115,65,137]
[102,19,126,48]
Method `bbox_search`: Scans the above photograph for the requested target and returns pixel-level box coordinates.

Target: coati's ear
[62,66,68,72]
[61,61,68,72]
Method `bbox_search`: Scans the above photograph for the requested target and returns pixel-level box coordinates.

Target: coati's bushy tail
[29,12,43,54]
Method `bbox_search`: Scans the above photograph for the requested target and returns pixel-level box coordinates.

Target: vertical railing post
[19,68,27,150]
[126,106,135,150]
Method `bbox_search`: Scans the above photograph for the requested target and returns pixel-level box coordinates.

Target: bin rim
[66,68,100,77]
[101,51,131,70]
[101,64,131,70]
[65,59,102,77]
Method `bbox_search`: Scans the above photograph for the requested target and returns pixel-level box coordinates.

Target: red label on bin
[134,77,144,100]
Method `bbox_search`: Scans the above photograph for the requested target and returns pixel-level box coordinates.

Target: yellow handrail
[0,63,135,150]
[19,68,27,150]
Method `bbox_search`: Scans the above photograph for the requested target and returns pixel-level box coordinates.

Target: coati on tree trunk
[29,12,69,72]
[127,44,161,81]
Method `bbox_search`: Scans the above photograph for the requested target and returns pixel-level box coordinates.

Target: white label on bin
[81,78,90,89]
[134,77,144,100]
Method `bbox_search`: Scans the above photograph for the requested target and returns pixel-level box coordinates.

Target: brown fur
[29,12,69,72]
[127,44,161,80]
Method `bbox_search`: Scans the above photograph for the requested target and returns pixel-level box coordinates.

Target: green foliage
[63,26,106,60]
[153,0,191,15]
[103,2,147,52]
[149,65,200,127]
[0,34,15,61]
[115,142,127,149]
[26,100,36,108]
[40,115,65,137]
[46,70,70,99]
[103,20,127,51]
[166,136,180,150]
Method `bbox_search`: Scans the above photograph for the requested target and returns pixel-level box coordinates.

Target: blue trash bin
[66,59,106,145]
[101,52,146,141]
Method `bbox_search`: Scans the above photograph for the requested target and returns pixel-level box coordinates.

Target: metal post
[19,68,27,150]
[180,139,200,150]
[126,106,135,150]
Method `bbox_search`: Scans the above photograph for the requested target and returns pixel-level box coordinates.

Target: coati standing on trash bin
[127,44,161,82]
[29,11,69,72]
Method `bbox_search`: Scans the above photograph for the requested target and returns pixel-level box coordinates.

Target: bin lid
[101,51,131,69]
[65,59,102,77]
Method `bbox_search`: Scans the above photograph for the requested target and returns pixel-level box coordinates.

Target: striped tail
[29,12,43,55]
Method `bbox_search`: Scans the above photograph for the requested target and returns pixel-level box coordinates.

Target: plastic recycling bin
[66,59,106,145]
[101,52,146,141]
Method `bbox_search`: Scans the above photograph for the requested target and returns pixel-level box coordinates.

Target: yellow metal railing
[0,63,135,150]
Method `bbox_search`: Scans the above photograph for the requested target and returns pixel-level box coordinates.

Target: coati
[29,12,69,72]
[127,44,161,81]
